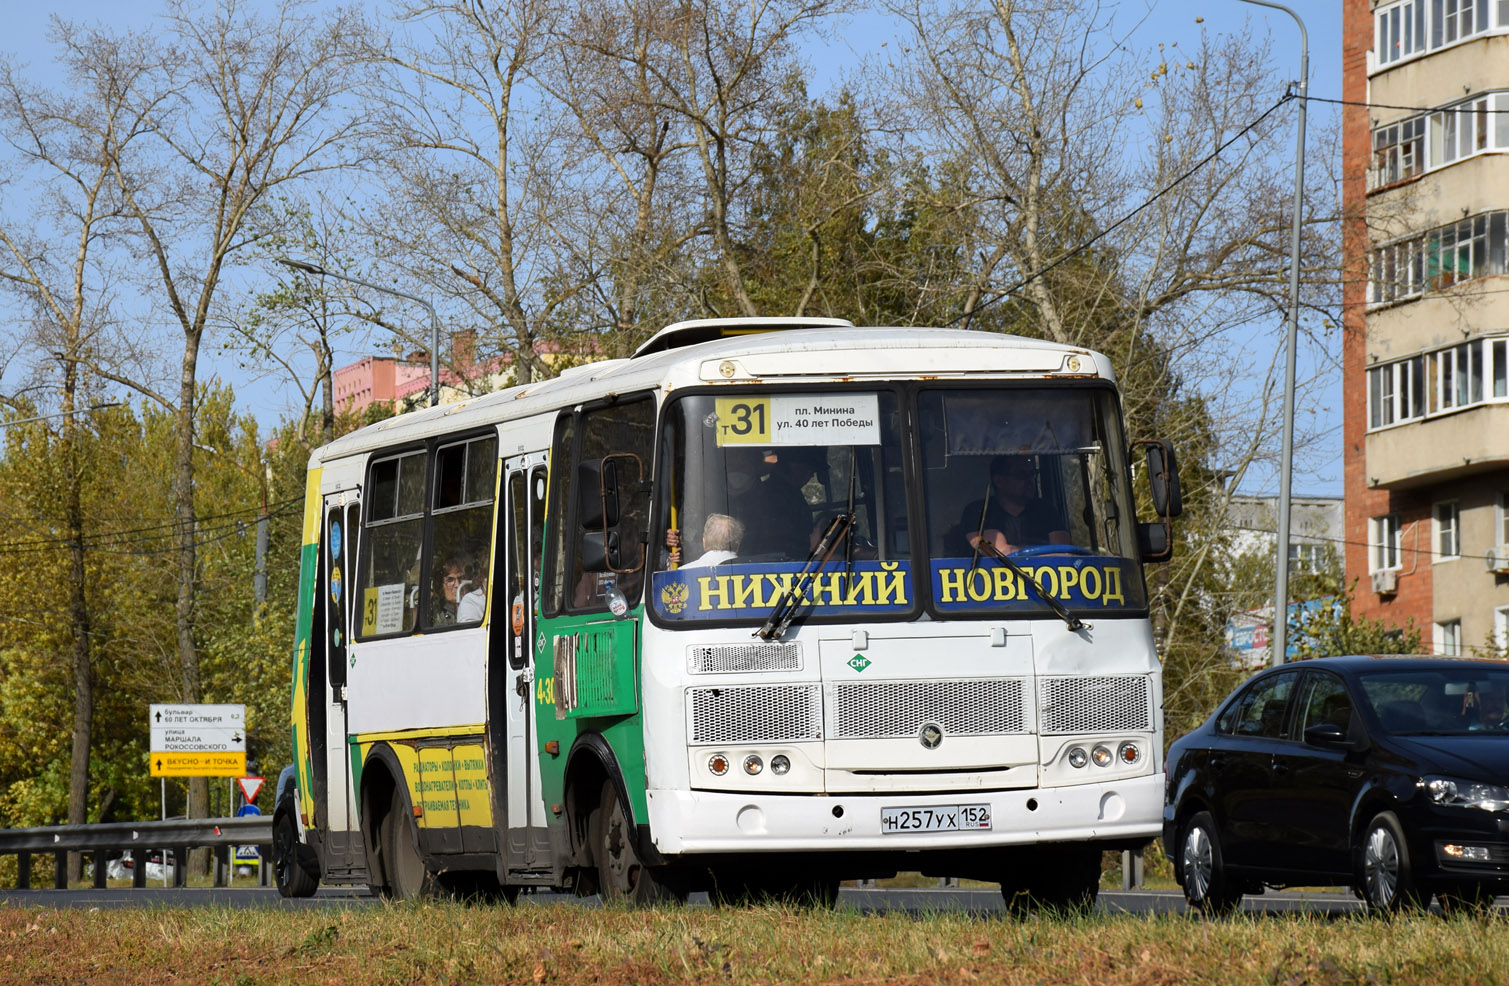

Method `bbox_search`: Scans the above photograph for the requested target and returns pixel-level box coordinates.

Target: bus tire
[272,813,319,898]
[593,780,685,905]
[383,787,437,900]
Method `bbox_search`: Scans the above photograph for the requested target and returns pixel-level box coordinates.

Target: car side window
[1298,673,1353,735]
[1227,672,1297,738]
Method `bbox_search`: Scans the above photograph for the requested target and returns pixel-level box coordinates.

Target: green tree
[1289,585,1423,661]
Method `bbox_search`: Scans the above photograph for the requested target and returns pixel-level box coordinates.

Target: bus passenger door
[321,495,363,870]
[495,454,551,872]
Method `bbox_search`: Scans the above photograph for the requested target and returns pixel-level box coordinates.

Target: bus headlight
[1067,747,1088,769]
[1091,745,1113,767]
[708,754,730,776]
[743,754,764,776]
[770,755,791,775]
[1118,742,1140,765]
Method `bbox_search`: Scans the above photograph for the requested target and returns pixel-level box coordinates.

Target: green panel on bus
[550,615,639,719]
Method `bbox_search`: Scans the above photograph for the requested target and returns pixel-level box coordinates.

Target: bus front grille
[687,684,823,744]
[1038,675,1150,734]
[828,678,1027,739]
[687,642,802,674]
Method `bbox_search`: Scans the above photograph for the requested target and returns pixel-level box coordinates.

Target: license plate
[880,803,992,834]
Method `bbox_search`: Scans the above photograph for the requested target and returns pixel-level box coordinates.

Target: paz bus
[271,317,1182,907]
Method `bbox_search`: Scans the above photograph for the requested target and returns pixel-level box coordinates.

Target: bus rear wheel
[592,780,685,905]
[383,787,437,900]
[272,813,319,898]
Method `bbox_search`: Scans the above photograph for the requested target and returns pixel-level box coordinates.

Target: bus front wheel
[383,787,437,900]
[592,780,685,905]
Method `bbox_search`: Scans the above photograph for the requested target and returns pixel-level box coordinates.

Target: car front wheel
[1358,811,1422,913]
[1180,812,1242,916]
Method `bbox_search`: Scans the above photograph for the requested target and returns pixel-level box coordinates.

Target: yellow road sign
[150,751,246,777]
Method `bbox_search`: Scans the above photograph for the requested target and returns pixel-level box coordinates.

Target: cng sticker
[847,654,871,673]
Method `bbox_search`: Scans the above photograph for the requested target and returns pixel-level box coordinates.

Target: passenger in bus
[730,446,822,559]
[957,454,1070,556]
[681,513,745,568]
[432,555,472,625]
[457,552,488,623]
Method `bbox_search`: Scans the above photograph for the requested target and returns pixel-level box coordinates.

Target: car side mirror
[1303,722,1349,747]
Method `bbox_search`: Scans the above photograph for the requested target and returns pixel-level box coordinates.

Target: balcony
[1365,402,1509,489]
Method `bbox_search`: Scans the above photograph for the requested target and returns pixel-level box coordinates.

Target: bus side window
[427,435,497,628]
[545,395,656,615]
[359,450,426,637]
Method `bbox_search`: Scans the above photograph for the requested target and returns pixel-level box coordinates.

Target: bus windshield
[649,385,1145,625]
[916,386,1145,616]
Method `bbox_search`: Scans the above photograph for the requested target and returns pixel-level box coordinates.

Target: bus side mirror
[1143,440,1182,518]
[578,455,646,574]
[1136,522,1170,562]
[577,460,611,529]
[601,454,646,574]
[580,530,618,572]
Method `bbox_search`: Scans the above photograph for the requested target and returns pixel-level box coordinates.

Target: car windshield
[1356,668,1509,735]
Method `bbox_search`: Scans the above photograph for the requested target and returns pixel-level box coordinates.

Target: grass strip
[0,900,1500,986]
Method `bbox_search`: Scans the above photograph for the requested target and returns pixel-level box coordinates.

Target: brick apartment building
[1342,0,1509,654]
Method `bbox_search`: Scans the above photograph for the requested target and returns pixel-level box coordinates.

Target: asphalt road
[0,885,1383,916]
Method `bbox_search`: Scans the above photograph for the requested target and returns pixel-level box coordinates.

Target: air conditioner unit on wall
[1371,569,1398,595]
[1486,545,1509,575]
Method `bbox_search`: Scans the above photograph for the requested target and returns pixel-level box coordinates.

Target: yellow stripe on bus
[302,468,324,547]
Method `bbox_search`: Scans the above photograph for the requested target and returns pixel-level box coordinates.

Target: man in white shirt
[681,513,745,569]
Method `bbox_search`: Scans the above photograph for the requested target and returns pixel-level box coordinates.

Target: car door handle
[1208,756,1227,771]
[1271,761,1290,776]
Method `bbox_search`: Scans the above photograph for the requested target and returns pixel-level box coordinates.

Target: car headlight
[1423,775,1509,811]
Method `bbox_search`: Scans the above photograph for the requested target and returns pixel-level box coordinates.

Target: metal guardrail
[0,817,273,890]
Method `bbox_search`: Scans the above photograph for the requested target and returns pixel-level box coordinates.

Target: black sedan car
[1163,655,1509,913]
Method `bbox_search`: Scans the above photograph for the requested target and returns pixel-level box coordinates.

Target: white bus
[272,317,1182,907]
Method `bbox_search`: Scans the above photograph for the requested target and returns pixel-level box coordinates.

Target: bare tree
[355,0,581,385]
[0,33,155,872]
[46,0,367,834]
[873,0,1345,698]
[623,0,852,316]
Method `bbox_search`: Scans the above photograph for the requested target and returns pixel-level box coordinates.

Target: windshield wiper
[755,512,853,641]
[967,475,992,575]
[974,539,1089,633]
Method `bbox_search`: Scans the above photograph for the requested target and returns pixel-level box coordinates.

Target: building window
[1376,0,1503,66]
[1434,501,1460,559]
[1497,491,1509,546]
[1496,606,1509,654]
[1373,116,1425,185]
[1369,210,1509,306]
[1436,619,1462,657]
[1370,93,1509,190]
[1365,335,1509,432]
[1371,514,1402,571]
[1367,355,1426,428]
[1287,542,1328,573]
[1376,0,1427,64]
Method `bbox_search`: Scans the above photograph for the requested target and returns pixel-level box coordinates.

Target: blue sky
[4,1,1345,495]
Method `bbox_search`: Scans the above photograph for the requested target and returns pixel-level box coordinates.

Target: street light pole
[276,257,441,408]
[1236,0,1307,667]
[0,403,122,429]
